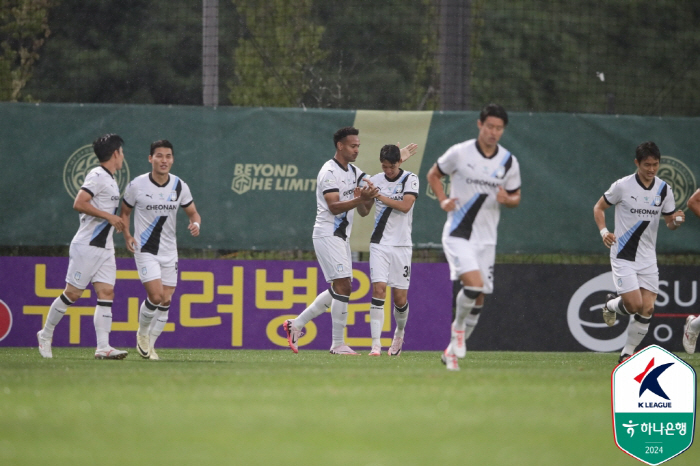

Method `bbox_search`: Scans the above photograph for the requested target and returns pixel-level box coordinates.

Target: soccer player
[426,104,521,371]
[282,129,416,355]
[363,144,419,356]
[282,127,378,355]
[37,134,129,360]
[681,188,700,353]
[120,140,201,360]
[594,141,685,363]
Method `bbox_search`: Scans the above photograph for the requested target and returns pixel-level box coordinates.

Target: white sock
[454,287,481,330]
[369,298,385,346]
[393,302,409,338]
[623,314,651,356]
[41,293,74,339]
[293,290,332,329]
[607,297,631,316]
[149,306,169,349]
[464,304,482,340]
[330,291,349,348]
[94,300,113,349]
[689,315,700,333]
[139,298,159,336]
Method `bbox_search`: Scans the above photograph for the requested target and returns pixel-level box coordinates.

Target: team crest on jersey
[653,195,661,206]
[170,190,178,202]
[395,184,404,193]
[495,166,506,178]
[63,144,130,199]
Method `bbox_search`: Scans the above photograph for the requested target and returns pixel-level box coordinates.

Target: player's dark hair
[150,139,174,156]
[635,141,661,162]
[479,103,508,126]
[93,134,124,163]
[333,127,359,149]
[379,144,401,164]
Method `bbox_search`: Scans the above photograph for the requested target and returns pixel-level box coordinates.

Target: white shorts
[442,236,495,294]
[313,236,352,283]
[65,243,116,289]
[369,244,412,289]
[135,252,179,286]
[611,259,659,295]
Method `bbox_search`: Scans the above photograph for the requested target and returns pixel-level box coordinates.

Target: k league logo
[612,345,696,465]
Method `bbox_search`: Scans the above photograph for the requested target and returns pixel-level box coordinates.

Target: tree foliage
[0,0,52,102]
[228,0,327,107]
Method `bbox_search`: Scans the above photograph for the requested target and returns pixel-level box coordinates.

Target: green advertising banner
[0,103,698,254]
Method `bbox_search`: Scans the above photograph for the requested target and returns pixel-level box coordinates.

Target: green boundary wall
[0,103,698,254]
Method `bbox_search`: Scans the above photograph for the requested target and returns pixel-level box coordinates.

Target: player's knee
[462,286,483,300]
[96,288,115,301]
[372,283,387,300]
[332,279,352,297]
[148,292,164,305]
[64,289,82,302]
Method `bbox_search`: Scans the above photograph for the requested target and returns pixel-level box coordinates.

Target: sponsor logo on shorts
[63,144,130,199]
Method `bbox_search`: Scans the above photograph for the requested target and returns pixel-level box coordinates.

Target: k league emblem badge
[611,345,696,465]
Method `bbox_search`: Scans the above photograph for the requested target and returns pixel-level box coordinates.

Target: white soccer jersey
[368,169,419,246]
[312,158,366,240]
[603,173,675,265]
[122,173,193,257]
[71,166,121,249]
[436,139,521,245]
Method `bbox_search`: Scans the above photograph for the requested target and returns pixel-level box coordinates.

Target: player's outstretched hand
[188,222,200,237]
[399,142,418,162]
[602,231,616,248]
[440,198,458,212]
[108,214,124,233]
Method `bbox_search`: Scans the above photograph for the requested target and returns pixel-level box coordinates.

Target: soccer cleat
[451,324,466,358]
[136,331,150,359]
[329,345,359,355]
[283,319,302,354]
[602,293,617,327]
[94,347,128,360]
[387,336,404,356]
[37,331,53,359]
[683,315,699,354]
[618,353,631,364]
[440,346,459,371]
[369,345,381,356]
[149,346,160,360]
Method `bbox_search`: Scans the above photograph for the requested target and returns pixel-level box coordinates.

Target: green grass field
[1,348,697,466]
